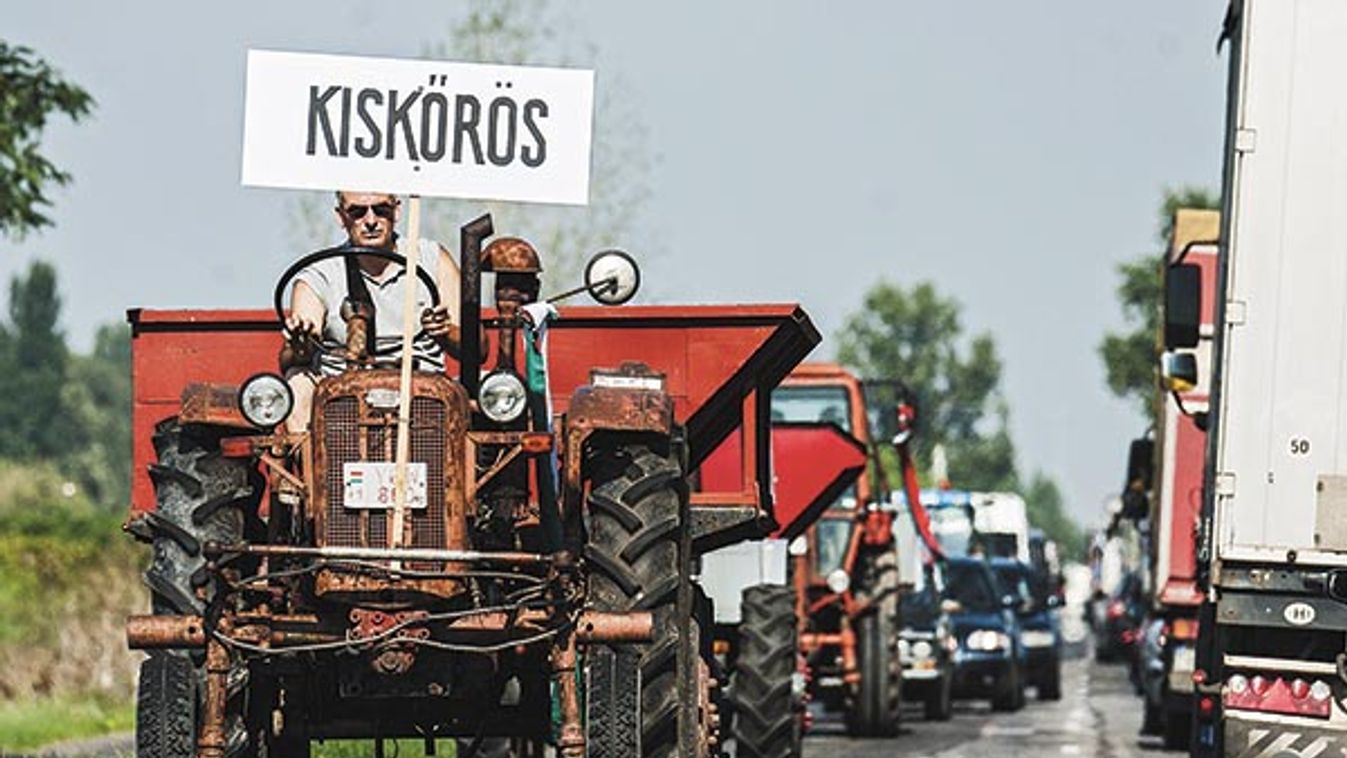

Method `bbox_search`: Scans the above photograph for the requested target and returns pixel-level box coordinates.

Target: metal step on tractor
[123,214,819,758]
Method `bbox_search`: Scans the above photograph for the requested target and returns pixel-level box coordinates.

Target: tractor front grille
[314,373,467,578]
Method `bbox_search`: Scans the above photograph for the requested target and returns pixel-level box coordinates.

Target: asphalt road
[805,655,1179,758]
[30,645,1172,758]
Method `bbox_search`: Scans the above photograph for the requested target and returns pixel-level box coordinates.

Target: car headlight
[826,569,851,594]
[912,640,933,659]
[898,639,912,660]
[239,373,293,428]
[480,372,528,423]
[965,629,1010,652]
[1022,630,1056,648]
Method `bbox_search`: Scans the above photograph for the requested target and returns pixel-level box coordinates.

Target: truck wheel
[1038,658,1062,701]
[584,444,688,758]
[924,672,953,721]
[730,584,801,758]
[137,419,261,756]
[1161,710,1192,750]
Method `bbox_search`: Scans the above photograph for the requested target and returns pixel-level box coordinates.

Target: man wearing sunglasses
[283,190,461,431]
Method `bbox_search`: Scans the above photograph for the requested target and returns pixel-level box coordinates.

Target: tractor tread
[731,584,801,758]
[585,445,688,758]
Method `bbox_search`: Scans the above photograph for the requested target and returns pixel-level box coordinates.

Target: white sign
[242,50,594,205]
[343,462,427,510]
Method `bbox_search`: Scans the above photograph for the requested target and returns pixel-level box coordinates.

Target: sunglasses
[341,202,396,221]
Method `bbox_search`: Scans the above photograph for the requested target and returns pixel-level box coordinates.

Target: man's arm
[420,242,465,357]
[287,279,327,337]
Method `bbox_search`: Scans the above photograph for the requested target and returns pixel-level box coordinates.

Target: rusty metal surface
[562,372,676,519]
[126,615,207,649]
[198,634,230,758]
[179,383,251,428]
[552,633,583,758]
[311,369,469,600]
[482,237,542,273]
[206,542,548,566]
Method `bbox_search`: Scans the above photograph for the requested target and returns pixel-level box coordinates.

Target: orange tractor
[698,363,939,756]
[123,215,819,757]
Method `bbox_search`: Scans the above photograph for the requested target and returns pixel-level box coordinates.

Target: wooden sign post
[390,195,422,555]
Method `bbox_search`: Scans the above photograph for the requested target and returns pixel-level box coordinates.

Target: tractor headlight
[826,569,851,594]
[238,373,293,428]
[480,372,528,423]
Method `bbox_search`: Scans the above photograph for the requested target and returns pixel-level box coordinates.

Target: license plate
[342,462,427,509]
[1173,645,1196,674]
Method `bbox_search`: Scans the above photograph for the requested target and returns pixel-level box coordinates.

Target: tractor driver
[283,190,461,432]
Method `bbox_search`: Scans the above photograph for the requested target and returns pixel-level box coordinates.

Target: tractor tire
[991,662,1023,712]
[584,444,688,758]
[136,653,197,758]
[847,551,902,737]
[923,672,953,721]
[136,419,262,756]
[849,610,902,736]
[143,419,260,617]
[730,584,801,758]
[1038,659,1063,701]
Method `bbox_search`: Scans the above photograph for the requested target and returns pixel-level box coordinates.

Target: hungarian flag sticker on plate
[342,462,428,509]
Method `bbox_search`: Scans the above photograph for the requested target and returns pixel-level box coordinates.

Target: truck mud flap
[1227,717,1345,757]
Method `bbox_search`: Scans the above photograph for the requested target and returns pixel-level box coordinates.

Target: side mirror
[1124,438,1154,492]
[940,598,963,615]
[1164,263,1202,349]
[584,250,640,306]
[1161,351,1199,393]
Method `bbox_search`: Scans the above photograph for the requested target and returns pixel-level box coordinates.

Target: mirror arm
[545,275,618,305]
[1171,389,1194,419]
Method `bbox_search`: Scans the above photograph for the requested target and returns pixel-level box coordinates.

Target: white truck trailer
[1192,1,1347,754]
[971,492,1031,564]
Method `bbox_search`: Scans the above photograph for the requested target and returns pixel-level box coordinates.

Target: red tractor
[123,215,818,758]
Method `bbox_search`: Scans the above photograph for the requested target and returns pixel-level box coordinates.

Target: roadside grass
[0,693,133,752]
[0,462,145,751]
[314,739,459,757]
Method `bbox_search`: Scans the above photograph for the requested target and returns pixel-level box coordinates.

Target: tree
[1022,470,1083,560]
[838,280,1017,491]
[0,264,129,507]
[1099,186,1219,421]
[0,42,93,238]
[61,323,132,507]
[288,0,655,294]
[0,262,84,459]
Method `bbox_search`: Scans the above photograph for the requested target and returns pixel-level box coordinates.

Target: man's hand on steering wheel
[420,305,454,344]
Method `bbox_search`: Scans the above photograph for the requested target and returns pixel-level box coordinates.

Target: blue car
[989,558,1063,701]
[943,557,1026,711]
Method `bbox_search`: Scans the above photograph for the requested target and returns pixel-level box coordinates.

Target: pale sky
[4,2,1229,527]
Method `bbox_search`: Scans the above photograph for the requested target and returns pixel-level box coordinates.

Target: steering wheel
[273,244,443,363]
